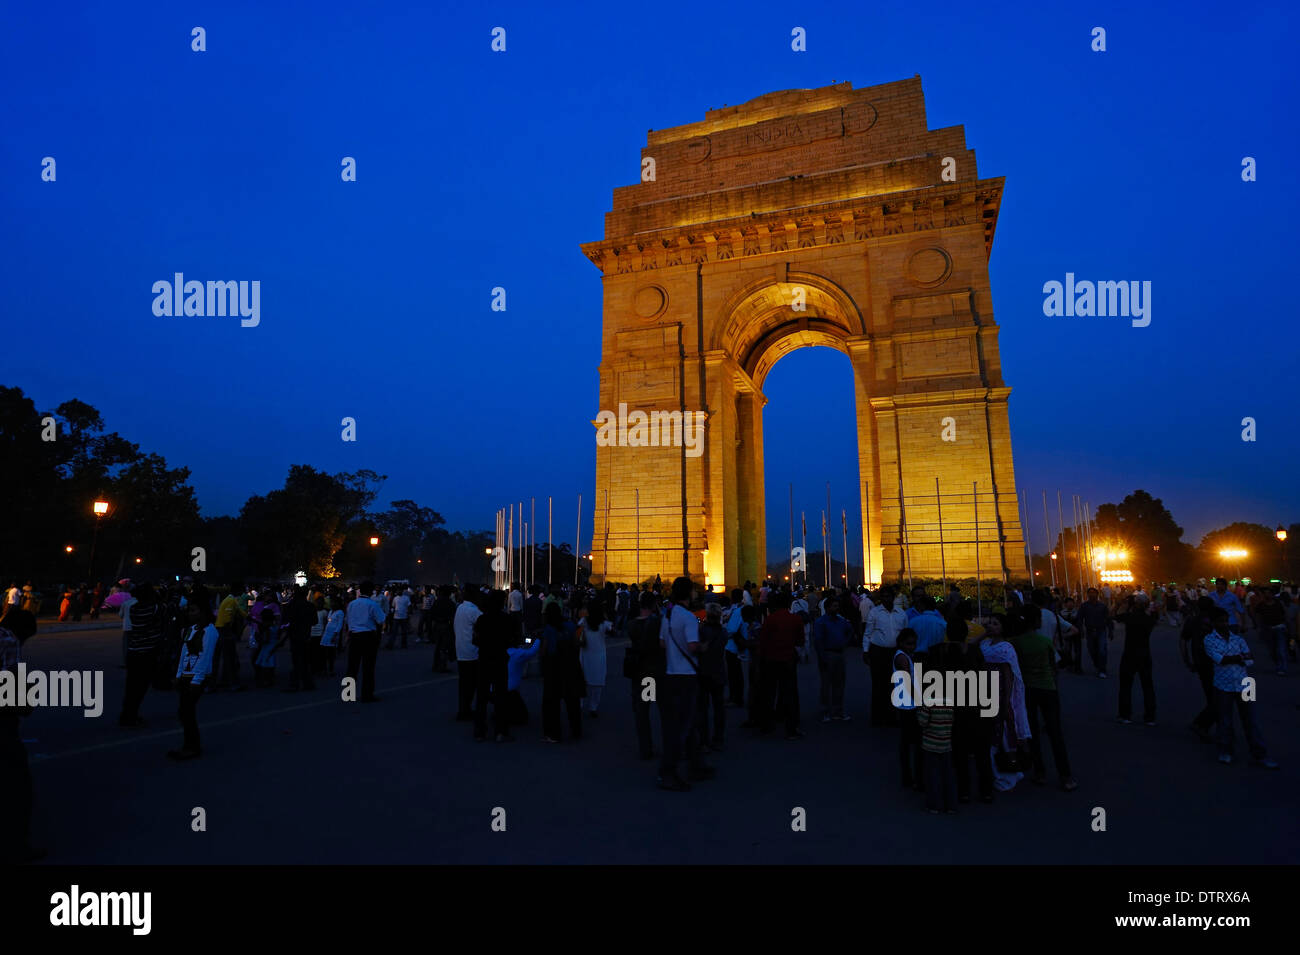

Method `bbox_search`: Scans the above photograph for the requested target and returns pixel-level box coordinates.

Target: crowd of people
[1,571,1291,861]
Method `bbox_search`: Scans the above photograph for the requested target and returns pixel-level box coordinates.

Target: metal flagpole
[841,509,848,589]
[635,488,640,585]
[530,497,536,589]
[603,490,611,582]
[800,512,807,589]
[973,481,982,618]
[1077,495,1088,590]
[935,477,947,589]
[575,494,582,587]
[1042,491,1055,589]
[1081,501,1091,588]
[788,483,795,583]
[547,496,553,585]
[1058,491,1070,595]
[825,482,832,589]
[821,510,828,589]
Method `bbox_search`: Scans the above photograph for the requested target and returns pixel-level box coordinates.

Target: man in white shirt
[344,582,386,703]
[863,590,907,726]
[658,577,713,791]
[118,582,138,667]
[453,585,483,720]
[386,589,412,650]
[508,582,524,638]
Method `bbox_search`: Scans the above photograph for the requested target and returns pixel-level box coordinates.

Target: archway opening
[761,344,864,589]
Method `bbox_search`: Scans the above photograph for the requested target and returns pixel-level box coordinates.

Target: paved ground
[17,619,1299,864]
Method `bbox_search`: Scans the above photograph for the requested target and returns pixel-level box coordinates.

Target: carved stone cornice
[581,178,1004,275]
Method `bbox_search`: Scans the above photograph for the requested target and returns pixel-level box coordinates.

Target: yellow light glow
[369,537,380,547]
[65,545,74,553]
[93,501,109,515]
[1219,548,1247,559]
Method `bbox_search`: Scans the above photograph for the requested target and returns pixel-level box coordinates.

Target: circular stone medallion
[906,247,952,288]
[633,285,666,318]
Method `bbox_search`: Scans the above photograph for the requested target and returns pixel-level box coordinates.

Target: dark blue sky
[3,1,1296,559]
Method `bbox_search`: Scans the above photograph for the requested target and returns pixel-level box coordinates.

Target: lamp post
[88,499,109,582]
[1276,527,1287,581]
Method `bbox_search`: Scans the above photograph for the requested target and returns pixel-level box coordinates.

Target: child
[915,646,957,814]
[319,601,344,677]
[893,628,922,791]
[1204,608,1279,768]
[505,635,543,726]
[254,608,281,687]
[169,601,218,760]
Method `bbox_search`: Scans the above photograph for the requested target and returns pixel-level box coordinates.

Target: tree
[239,466,387,579]
[1198,523,1283,582]
[1088,490,1192,582]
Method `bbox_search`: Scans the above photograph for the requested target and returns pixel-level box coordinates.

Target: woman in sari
[979,614,1032,791]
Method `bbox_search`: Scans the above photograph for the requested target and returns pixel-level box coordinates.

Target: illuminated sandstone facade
[581,77,1025,588]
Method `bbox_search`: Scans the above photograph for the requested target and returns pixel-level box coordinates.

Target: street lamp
[369,536,380,547]
[65,545,74,553]
[88,499,109,581]
[1276,527,1288,580]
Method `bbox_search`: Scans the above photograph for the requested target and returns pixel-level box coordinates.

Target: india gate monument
[582,76,1026,589]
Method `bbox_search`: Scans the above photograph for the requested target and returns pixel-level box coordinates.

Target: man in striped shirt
[119,583,165,727]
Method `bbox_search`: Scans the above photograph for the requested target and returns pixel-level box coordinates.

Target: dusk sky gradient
[3,1,1296,561]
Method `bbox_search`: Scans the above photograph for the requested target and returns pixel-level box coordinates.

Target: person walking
[695,602,729,751]
[319,599,344,678]
[386,587,412,650]
[344,582,386,703]
[1077,587,1110,678]
[863,589,907,726]
[283,585,318,692]
[1115,594,1159,725]
[1204,609,1279,768]
[658,577,713,788]
[624,590,665,760]
[167,600,219,760]
[1254,588,1288,676]
[757,591,805,739]
[453,585,482,719]
[811,594,852,721]
[471,591,514,743]
[1179,596,1218,743]
[211,582,246,692]
[540,601,583,743]
[579,602,610,717]
[118,583,165,727]
[1014,604,1079,791]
